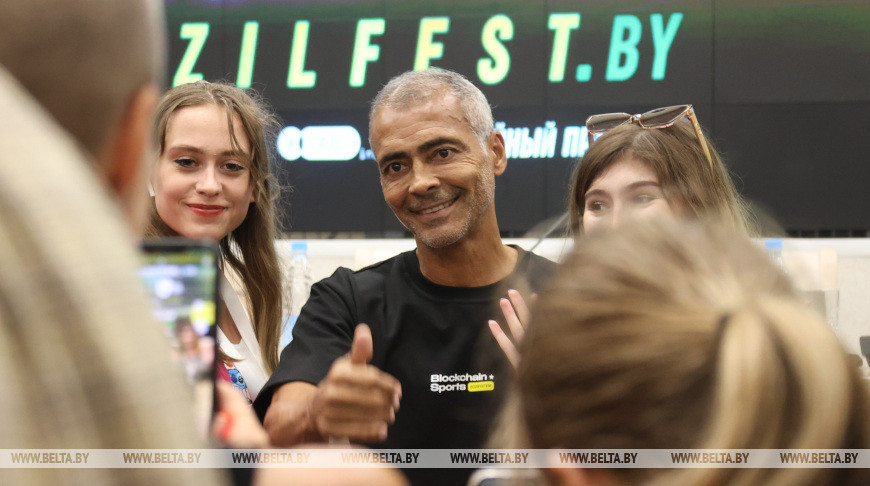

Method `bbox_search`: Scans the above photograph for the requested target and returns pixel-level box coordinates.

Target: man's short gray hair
[369,68,494,148]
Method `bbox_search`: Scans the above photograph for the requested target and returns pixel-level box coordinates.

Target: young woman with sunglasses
[571,105,753,236]
[490,105,755,368]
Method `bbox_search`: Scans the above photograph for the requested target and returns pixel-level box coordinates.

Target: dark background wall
[164,0,870,236]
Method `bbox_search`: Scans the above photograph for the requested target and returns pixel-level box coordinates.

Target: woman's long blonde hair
[569,119,755,235]
[146,81,283,373]
[518,220,868,486]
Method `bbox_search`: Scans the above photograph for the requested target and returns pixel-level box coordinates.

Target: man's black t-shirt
[255,246,554,485]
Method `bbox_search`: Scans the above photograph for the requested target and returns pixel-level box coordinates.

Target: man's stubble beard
[404,166,495,250]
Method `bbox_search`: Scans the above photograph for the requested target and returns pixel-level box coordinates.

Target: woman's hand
[488,289,535,370]
[212,380,270,448]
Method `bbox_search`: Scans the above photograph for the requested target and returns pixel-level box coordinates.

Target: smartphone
[467,469,542,486]
[138,237,220,437]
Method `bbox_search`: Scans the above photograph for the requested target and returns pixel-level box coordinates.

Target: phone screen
[467,469,541,486]
[138,238,220,437]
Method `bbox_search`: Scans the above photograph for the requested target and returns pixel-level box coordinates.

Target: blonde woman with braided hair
[514,220,868,486]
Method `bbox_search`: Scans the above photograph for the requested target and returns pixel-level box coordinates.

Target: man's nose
[408,164,439,195]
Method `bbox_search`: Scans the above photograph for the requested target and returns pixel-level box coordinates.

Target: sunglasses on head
[585,104,713,171]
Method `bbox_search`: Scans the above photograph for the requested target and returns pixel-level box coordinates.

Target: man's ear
[104,83,159,197]
[102,83,160,231]
[488,130,507,176]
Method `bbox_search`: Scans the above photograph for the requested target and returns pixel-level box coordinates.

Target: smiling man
[255,69,553,485]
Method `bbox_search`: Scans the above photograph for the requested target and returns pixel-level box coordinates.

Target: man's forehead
[371,116,470,159]
[372,97,467,134]
[374,90,461,118]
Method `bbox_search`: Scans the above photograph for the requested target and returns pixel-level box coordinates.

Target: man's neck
[415,217,518,287]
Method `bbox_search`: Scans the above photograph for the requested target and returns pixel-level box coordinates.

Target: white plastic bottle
[819,248,839,329]
[281,241,313,350]
[764,238,785,271]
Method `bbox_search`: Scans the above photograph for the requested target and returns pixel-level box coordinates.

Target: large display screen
[165,0,870,235]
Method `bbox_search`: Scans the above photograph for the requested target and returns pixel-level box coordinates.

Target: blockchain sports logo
[430,372,495,393]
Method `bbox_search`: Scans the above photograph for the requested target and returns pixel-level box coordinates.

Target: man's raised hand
[309,324,402,443]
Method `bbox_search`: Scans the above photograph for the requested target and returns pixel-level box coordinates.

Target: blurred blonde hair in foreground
[515,220,869,486]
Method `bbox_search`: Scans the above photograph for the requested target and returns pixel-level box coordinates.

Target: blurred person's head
[0,4,228,484]
[368,68,506,249]
[147,81,283,372]
[518,220,869,486]
[0,0,165,229]
[569,117,752,236]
